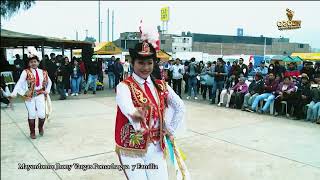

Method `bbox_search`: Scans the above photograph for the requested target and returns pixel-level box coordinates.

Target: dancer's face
[133,59,154,80]
[29,59,39,69]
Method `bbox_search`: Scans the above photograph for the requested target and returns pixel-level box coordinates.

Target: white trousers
[24,94,46,119]
[219,89,234,106]
[118,142,168,180]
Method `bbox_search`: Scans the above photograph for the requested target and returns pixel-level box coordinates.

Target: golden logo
[277,9,301,30]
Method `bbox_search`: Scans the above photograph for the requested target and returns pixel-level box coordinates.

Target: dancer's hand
[129,108,146,123]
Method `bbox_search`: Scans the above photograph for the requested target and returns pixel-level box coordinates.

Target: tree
[84,36,96,43]
[1,0,35,19]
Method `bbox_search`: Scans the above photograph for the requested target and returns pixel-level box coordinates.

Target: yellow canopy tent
[73,41,122,56]
[157,49,171,61]
[291,53,320,61]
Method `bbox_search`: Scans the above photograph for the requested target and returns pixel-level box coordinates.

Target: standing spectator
[197,61,205,94]
[107,57,116,89]
[243,72,264,110]
[78,58,86,93]
[306,76,320,122]
[285,62,300,78]
[239,58,248,77]
[229,60,241,78]
[218,74,237,107]
[166,60,174,87]
[84,57,99,94]
[70,59,82,96]
[114,58,124,87]
[13,54,25,82]
[230,77,248,109]
[201,62,215,100]
[123,59,130,79]
[251,72,279,113]
[183,60,190,94]
[274,76,297,116]
[186,57,199,100]
[171,58,184,98]
[55,62,66,100]
[226,61,232,73]
[254,60,268,76]
[43,53,57,94]
[97,58,104,83]
[211,58,228,104]
[248,62,254,75]
[151,59,162,80]
[291,73,311,120]
[62,57,72,96]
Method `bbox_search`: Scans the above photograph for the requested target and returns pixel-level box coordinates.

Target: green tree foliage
[1,0,35,19]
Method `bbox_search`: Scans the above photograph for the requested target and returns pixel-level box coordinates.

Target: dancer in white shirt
[10,52,52,139]
[115,41,186,180]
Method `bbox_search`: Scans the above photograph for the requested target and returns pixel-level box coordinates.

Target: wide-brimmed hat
[129,41,157,61]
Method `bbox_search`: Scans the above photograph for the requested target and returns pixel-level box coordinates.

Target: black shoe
[84,90,87,94]
[93,91,96,94]
[59,97,66,100]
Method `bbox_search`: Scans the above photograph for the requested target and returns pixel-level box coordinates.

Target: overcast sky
[2,1,320,49]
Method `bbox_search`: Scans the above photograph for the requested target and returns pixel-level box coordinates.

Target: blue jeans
[212,81,224,103]
[71,76,81,93]
[108,72,115,89]
[188,76,198,97]
[251,93,275,112]
[306,101,320,122]
[85,74,98,92]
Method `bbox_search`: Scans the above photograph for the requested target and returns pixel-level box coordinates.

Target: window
[299,44,304,48]
[161,40,166,44]
[183,47,186,51]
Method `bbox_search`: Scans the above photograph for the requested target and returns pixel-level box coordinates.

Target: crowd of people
[161,57,320,124]
[3,53,320,124]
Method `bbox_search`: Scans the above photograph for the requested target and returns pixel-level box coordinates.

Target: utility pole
[76,31,78,41]
[112,10,114,42]
[107,8,109,42]
[98,0,101,43]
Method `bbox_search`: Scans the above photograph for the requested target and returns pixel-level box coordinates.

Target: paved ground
[1,89,320,180]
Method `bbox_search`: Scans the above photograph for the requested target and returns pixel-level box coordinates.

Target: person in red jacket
[284,62,300,78]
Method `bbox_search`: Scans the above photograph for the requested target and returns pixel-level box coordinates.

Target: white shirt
[170,64,185,80]
[123,62,130,73]
[11,68,52,97]
[116,72,185,135]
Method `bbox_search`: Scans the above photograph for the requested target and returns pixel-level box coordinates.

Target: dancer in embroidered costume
[115,27,189,178]
[10,47,52,139]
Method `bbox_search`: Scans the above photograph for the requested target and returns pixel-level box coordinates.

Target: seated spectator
[254,61,268,76]
[274,61,286,79]
[274,76,297,117]
[300,62,315,81]
[268,64,275,74]
[306,76,320,123]
[284,62,300,78]
[250,72,279,113]
[291,73,312,120]
[218,74,237,108]
[0,75,11,107]
[230,77,248,109]
[243,72,264,110]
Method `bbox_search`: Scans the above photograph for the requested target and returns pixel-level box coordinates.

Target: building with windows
[115,31,311,56]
